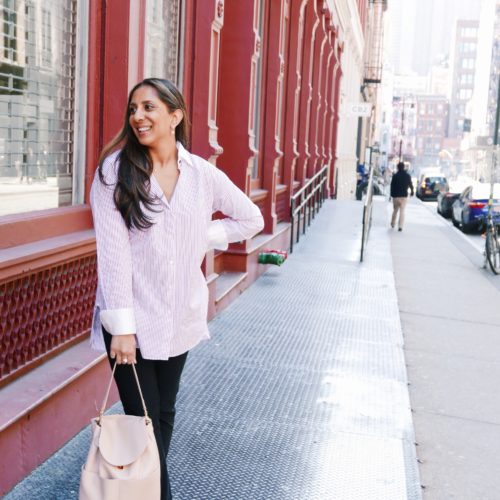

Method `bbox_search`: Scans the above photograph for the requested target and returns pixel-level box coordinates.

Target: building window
[143,0,181,85]
[460,42,477,53]
[460,73,474,85]
[250,0,265,182]
[2,0,18,62]
[41,8,51,67]
[0,0,79,217]
[462,27,477,38]
[461,58,474,69]
[459,88,472,100]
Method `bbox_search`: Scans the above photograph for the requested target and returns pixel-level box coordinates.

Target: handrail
[360,163,375,262]
[290,165,328,252]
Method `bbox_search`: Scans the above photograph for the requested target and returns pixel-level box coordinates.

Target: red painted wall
[217,1,255,194]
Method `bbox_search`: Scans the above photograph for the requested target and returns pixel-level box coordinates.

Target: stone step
[0,339,118,496]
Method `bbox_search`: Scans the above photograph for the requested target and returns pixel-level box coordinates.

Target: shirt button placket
[165,215,175,353]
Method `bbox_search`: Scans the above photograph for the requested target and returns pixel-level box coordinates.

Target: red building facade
[0,0,360,493]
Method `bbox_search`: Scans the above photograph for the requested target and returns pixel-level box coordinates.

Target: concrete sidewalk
[5,198,421,500]
[390,198,500,500]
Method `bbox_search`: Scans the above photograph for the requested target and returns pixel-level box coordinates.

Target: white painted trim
[128,0,141,89]
[178,0,186,91]
[334,0,364,64]
[73,0,89,205]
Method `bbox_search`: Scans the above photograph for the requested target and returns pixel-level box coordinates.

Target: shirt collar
[176,141,193,168]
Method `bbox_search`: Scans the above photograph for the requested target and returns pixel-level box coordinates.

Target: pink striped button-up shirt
[90,142,264,360]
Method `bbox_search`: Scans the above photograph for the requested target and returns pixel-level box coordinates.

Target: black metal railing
[290,165,328,252]
[360,163,375,262]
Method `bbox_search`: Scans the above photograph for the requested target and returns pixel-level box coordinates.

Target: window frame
[250,0,267,191]
[0,1,87,214]
[0,0,133,249]
[0,0,88,242]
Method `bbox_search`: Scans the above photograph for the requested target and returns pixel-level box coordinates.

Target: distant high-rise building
[387,0,417,74]
[463,0,500,181]
[415,95,449,169]
[429,61,451,97]
[448,20,479,138]
[388,0,481,76]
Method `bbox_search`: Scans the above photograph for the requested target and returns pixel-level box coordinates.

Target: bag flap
[97,415,150,466]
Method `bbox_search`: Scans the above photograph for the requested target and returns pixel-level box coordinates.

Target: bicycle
[483,147,500,274]
[481,201,500,274]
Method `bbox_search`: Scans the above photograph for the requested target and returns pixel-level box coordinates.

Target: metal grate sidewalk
[5,198,421,500]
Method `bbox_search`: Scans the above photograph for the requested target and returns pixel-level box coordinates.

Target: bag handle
[97,361,151,426]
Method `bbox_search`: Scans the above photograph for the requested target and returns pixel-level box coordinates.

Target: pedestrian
[89,78,264,499]
[390,161,414,231]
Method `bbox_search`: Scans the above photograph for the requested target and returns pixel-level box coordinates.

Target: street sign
[347,102,373,117]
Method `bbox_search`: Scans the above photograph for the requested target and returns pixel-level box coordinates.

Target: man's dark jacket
[390,170,414,198]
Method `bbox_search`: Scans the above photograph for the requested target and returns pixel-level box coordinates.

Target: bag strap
[97,361,151,425]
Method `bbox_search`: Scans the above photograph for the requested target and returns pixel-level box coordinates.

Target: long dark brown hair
[98,78,190,230]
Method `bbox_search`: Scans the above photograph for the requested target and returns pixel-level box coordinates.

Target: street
[389,196,500,499]
[422,200,485,254]
[0,177,60,216]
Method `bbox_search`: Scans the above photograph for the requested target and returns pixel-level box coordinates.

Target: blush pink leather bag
[79,362,161,500]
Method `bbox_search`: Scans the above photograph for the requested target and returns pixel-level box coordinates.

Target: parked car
[416,174,448,200]
[451,183,500,233]
[437,181,471,218]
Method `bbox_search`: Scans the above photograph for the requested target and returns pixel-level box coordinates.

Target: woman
[90,78,264,499]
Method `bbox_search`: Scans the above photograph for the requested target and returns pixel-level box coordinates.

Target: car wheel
[461,213,474,233]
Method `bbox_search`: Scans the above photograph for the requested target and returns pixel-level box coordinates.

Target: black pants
[103,328,188,500]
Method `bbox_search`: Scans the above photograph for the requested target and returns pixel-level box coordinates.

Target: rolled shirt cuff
[208,219,229,251]
[100,308,136,335]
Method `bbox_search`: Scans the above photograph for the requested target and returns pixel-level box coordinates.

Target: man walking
[390,162,414,231]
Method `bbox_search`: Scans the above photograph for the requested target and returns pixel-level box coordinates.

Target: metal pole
[487,74,500,230]
[399,97,405,161]
[494,73,500,146]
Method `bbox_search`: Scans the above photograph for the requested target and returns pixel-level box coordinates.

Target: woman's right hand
[110,334,137,364]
